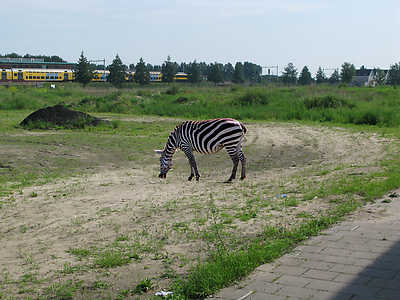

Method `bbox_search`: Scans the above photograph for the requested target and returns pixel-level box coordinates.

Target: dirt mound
[20,104,104,129]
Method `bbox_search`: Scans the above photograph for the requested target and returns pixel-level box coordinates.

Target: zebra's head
[155,149,172,178]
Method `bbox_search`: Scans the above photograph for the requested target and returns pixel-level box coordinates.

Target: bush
[303,95,354,110]
[165,85,180,95]
[354,111,379,125]
[235,90,269,105]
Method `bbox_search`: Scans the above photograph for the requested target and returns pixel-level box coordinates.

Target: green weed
[132,278,152,295]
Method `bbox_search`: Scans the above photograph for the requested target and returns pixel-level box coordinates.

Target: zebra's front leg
[183,148,200,181]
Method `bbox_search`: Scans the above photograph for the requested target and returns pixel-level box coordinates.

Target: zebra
[155,118,247,182]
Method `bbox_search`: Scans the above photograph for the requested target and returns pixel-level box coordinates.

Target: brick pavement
[211,190,400,300]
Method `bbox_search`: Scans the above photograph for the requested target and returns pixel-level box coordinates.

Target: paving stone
[212,287,251,300]
[275,285,317,299]
[248,291,290,300]
[276,256,305,267]
[329,263,365,275]
[247,270,281,283]
[300,252,354,265]
[296,244,325,253]
[362,267,398,279]
[337,283,381,297]
[350,295,385,300]
[320,247,353,257]
[375,288,400,300]
[311,290,353,300]
[272,265,309,276]
[349,257,375,267]
[274,274,311,287]
[320,233,344,242]
[301,260,335,271]
[349,250,380,260]
[367,277,400,289]
[305,279,344,293]
[244,281,281,295]
[333,273,371,285]
[301,269,339,281]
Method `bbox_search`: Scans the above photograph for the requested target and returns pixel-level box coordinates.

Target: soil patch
[20,104,105,129]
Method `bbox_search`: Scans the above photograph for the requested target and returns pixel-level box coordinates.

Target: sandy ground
[0,122,392,298]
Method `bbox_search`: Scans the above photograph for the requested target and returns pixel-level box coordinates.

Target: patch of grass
[94,250,131,268]
[132,278,152,295]
[45,280,82,300]
[236,211,257,222]
[115,234,129,242]
[60,262,85,274]
[284,198,299,207]
[67,247,92,259]
[296,212,313,219]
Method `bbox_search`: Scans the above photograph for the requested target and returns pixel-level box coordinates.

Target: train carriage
[0,68,74,82]
[92,70,109,82]
[174,72,188,82]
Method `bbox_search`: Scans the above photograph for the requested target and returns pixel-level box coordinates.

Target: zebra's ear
[154,149,163,155]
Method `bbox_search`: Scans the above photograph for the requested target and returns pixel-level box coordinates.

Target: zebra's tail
[240,122,247,134]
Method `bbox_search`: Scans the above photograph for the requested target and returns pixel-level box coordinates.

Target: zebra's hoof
[188,176,193,181]
[240,176,246,180]
[196,176,200,181]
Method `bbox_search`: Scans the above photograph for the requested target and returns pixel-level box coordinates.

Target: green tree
[388,62,400,86]
[232,62,245,84]
[243,62,262,83]
[134,58,150,85]
[75,51,93,86]
[329,69,340,84]
[316,67,326,84]
[162,56,176,83]
[129,64,135,71]
[187,60,201,83]
[281,63,298,85]
[208,63,224,84]
[107,54,126,87]
[298,66,313,85]
[340,62,356,83]
[223,63,234,81]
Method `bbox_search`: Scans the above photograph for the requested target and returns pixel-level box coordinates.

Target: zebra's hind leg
[239,151,246,180]
[188,166,195,181]
[226,155,239,183]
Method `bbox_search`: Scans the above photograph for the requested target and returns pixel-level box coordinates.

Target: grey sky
[2,0,399,75]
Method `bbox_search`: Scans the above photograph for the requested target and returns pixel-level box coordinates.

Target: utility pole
[262,65,279,82]
[89,58,106,80]
[322,68,338,77]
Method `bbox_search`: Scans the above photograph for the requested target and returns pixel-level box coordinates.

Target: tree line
[76,52,263,87]
[80,52,400,87]
[4,52,400,87]
[0,53,66,63]
[281,62,400,86]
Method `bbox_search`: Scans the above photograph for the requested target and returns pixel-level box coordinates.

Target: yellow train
[1,68,74,82]
[0,68,187,83]
[174,72,188,82]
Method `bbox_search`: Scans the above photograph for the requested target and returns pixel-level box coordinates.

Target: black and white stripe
[155,118,247,182]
